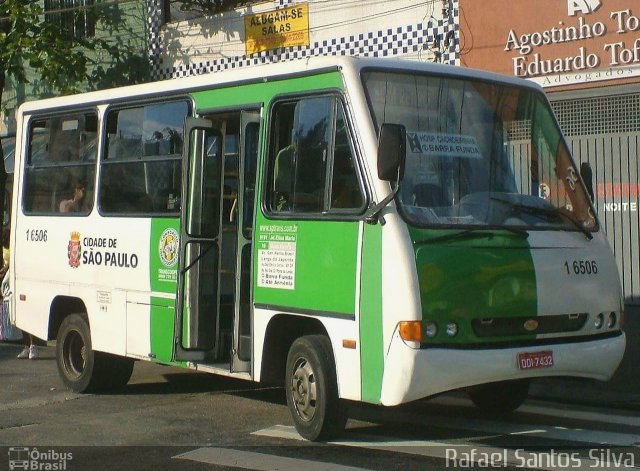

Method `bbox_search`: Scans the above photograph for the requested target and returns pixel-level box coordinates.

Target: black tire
[285,335,347,441]
[468,379,530,415]
[56,314,134,393]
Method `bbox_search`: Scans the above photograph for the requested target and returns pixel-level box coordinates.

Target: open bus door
[174,111,260,371]
[231,110,260,373]
[174,117,220,362]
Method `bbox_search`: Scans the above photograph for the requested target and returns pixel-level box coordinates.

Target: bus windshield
[362,70,596,232]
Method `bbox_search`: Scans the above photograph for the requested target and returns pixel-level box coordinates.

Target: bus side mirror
[377,123,406,182]
[580,162,594,203]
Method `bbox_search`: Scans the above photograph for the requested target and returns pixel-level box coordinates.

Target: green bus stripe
[410,228,537,345]
[150,296,175,363]
[360,224,384,403]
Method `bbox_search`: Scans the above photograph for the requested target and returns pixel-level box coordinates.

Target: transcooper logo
[158,228,179,268]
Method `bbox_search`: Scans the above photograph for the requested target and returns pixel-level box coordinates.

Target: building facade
[151,0,458,79]
[0,0,150,139]
[458,0,640,303]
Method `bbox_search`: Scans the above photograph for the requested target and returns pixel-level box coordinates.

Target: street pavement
[530,305,640,409]
[2,339,640,470]
[2,312,640,471]
[2,305,638,416]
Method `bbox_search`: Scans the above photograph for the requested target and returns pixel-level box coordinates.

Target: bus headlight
[445,322,458,337]
[607,312,617,329]
[594,313,604,329]
[424,321,438,338]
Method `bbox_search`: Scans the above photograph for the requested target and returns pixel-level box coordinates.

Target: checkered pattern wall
[147,0,163,68]
[147,0,460,81]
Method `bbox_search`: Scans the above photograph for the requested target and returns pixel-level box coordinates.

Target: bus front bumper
[379,331,626,406]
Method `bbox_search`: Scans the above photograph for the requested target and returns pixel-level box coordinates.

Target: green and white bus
[8,57,625,440]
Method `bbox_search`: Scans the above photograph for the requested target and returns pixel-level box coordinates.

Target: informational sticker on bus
[406,132,482,159]
[517,350,554,370]
[257,225,297,290]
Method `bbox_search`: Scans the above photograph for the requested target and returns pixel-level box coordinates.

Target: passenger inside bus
[59,180,87,213]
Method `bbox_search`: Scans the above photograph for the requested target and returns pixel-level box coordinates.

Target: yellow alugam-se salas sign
[244,3,309,55]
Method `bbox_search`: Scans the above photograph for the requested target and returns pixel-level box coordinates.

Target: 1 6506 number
[25,229,48,242]
[564,259,598,275]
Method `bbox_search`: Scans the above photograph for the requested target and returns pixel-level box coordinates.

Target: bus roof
[18,56,543,114]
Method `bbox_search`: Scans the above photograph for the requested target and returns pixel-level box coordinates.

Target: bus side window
[23,113,98,215]
[267,96,364,215]
[330,105,364,210]
[99,101,188,216]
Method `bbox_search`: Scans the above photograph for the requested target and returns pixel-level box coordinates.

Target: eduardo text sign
[460,0,640,88]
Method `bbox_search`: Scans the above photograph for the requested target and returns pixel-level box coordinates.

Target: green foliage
[0,0,151,243]
[88,48,150,90]
[0,0,150,98]
[170,0,256,15]
[0,0,92,93]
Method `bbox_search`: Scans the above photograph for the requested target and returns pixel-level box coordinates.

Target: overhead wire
[176,0,441,55]
[2,0,453,64]
[0,0,144,21]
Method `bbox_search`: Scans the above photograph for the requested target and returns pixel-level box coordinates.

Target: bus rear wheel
[285,335,347,441]
[468,379,530,415]
[56,314,133,393]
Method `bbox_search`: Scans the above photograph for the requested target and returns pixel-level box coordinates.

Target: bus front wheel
[468,379,530,415]
[285,335,347,441]
[56,313,133,393]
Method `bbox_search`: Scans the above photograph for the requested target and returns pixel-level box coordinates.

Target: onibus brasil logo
[8,447,73,470]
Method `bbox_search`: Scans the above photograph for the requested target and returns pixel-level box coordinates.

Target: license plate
[517,350,554,370]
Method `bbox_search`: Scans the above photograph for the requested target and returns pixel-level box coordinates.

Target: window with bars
[551,93,640,137]
[44,0,96,40]
[163,0,260,23]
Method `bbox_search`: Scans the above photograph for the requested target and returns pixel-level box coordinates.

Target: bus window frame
[22,109,99,217]
[97,97,193,219]
[261,90,369,222]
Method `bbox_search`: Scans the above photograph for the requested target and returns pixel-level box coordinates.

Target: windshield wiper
[415,227,528,245]
[554,207,594,240]
[490,196,593,240]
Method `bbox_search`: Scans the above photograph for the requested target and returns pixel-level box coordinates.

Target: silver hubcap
[290,358,317,422]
